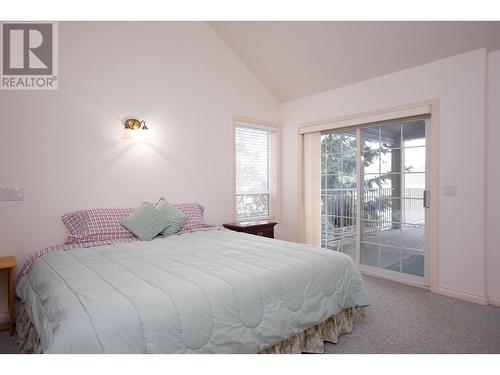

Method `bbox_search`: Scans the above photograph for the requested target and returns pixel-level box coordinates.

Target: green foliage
[321,133,392,227]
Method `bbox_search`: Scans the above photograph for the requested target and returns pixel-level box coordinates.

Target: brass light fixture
[124,118,148,130]
[122,118,151,141]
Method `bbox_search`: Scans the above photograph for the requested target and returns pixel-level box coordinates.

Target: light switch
[0,187,25,201]
[443,185,457,196]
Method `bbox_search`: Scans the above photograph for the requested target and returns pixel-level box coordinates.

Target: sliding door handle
[423,190,430,208]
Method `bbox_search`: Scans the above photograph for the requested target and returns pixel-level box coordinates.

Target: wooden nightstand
[0,256,16,336]
[223,221,278,239]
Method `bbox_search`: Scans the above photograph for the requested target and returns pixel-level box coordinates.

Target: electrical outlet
[0,187,25,201]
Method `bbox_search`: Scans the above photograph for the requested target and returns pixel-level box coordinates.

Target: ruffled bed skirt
[16,299,42,354]
[15,298,362,354]
[259,307,362,354]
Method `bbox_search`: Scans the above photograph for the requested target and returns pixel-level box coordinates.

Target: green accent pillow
[156,198,188,236]
[120,203,171,241]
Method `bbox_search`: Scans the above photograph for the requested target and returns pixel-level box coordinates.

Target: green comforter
[17,229,369,353]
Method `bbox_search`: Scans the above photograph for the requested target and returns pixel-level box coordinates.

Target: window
[234,121,278,220]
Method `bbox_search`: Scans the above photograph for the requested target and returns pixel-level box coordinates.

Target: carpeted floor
[1,275,499,354]
[0,329,17,354]
[325,275,500,353]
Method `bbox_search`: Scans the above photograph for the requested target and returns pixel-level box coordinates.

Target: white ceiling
[210,21,500,102]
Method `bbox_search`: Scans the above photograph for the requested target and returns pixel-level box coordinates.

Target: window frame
[231,116,281,223]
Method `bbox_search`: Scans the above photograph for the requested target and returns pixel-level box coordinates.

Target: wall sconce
[125,118,149,131]
[123,118,151,140]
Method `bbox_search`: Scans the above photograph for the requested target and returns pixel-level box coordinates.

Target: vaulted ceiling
[210,21,500,102]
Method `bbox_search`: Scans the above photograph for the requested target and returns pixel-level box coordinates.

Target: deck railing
[321,188,424,246]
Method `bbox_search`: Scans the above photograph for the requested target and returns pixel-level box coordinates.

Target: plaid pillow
[172,202,211,232]
[62,208,136,244]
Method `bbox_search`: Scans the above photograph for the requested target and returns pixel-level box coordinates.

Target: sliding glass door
[321,116,429,284]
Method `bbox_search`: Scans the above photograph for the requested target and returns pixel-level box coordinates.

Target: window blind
[235,124,277,219]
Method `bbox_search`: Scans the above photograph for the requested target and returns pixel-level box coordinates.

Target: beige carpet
[0,329,16,354]
[325,275,500,353]
[1,275,499,354]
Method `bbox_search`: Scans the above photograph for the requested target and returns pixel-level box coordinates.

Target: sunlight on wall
[122,128,153,142]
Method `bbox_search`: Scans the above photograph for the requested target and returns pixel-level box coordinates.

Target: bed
[15,228,368,353]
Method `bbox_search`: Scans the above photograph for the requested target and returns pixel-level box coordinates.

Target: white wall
[0,22,280,315]
[487,50,500,304]
[281,49,489,302]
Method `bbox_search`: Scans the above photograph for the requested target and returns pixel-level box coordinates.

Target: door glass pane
[342,240,357,260]
[403,173,425,192]
[325,194,356,217]
[326,134,343,154]
[324,195,337,216]
[326,154,341,174]
[342,151,357,174]
[381,174,401,197]
[381,124,402,149]
[378,197,401,222]
[342,217,357,231]
[343,173,357,189]
[360,242,378,267]
[401,249,425,277]
[363,173,380,190]
[380,245,401,270]
[403,120,426,147]
[379,224,402,247]
[363,175,398,195]
[402,224,424,250]
[321,132,358,260]
[404,147,425,173]
[362,196,378,220]
[380,148,402,174]
[362,151,380,174]
[361,220,379,243]
[379,175,397,191]
[402,199,424,224]
[326,174,343,190]
[340,131,357,152]
[361,127,380,150]
[341,193,357,218]
[321,215,342,250]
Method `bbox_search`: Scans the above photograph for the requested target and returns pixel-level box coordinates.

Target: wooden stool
[0,256,17,336]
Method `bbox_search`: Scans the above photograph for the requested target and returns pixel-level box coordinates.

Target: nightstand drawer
[223,221,277,239]
[246,227,274,238]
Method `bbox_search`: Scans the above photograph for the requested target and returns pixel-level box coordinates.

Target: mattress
[16,229,369,353]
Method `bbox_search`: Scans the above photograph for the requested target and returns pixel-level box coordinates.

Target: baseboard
[436,286,488,305]
[360,267,428,290]
[488,295,500,306]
